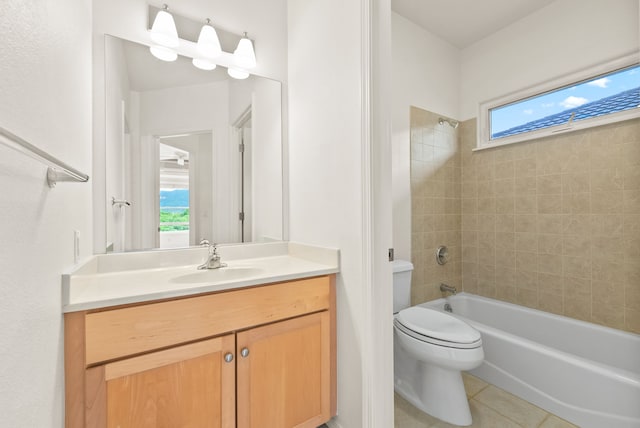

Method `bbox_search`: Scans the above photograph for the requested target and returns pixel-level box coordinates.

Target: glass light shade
[234,35,256,69]
[196,22,222,59]
[149,45,177,62]
[228,68,250,80]
[150,8,179,48]
[192,58,217,71]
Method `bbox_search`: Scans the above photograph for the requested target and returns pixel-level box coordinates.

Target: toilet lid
[396,306,481,344]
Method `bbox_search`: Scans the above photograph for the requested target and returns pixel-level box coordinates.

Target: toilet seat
[395,306,482,349]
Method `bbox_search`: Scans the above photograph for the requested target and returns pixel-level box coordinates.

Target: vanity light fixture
[150,45,178,62]
[149,4,179,62]
[226,32,255,79]
[233,33,256,69]
[192,58,217,70]
[227,68,250,80]
[150,4,179,47]
[192,18,221,70]
[146,6,257,78]
[196,19,222,58]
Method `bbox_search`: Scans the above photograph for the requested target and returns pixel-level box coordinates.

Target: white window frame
[476,53,640,151]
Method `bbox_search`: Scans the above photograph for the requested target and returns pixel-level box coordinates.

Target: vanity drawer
[84,276,331,365]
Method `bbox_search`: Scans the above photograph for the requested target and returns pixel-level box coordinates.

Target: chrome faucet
[440,283,457,296]
[198,242,227,270]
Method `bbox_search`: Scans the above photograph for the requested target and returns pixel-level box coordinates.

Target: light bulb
[150,45,177,62]
[192,58,217,71]
[233,33,256,69]
[196,19,222,59]
[150,5,179,48]
[228,68,250,80]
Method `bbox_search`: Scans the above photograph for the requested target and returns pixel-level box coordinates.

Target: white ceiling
[391,0,557,48]
[122,38,229,92]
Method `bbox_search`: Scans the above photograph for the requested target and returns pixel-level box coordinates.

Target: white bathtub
[423,293,640,428]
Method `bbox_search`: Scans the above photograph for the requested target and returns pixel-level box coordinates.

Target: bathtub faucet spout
[440,283,457,296]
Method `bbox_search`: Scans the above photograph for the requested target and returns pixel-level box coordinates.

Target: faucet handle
[199,238,210,246]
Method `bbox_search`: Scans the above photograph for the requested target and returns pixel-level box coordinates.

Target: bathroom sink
[170,267,265,284]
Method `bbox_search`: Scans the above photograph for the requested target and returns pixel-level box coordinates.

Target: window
[477,54,640,149]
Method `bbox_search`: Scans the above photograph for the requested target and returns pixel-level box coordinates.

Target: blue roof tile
[492,86,640,139]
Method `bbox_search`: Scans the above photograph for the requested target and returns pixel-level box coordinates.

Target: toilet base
[394,336,475,426]
[395,365,472,426]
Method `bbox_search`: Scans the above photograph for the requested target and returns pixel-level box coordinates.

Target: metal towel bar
[0,126,89,187]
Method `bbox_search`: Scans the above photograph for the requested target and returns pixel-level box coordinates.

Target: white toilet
[392,260,484,426]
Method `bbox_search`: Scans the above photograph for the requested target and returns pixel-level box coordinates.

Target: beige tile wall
[410,106,461,304]
[410,106,640,333]
[459,117,640,334]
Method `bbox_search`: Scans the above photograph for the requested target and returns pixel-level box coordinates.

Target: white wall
[226,76,284,243]
[460,0,640,119]
[251,78,283,241]
[193,133,215,245]
[138,83,229,136]
[289,1,394,425]
[391,12,460,260]
[0,0,92,426]
[105,37,130,251]
[288,0,368,426]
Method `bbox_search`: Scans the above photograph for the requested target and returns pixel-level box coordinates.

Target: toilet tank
[392,260,413,313]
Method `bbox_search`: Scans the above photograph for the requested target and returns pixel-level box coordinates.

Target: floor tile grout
[467,382,489,398]
[473,385,547,428]
[537,413,551,427]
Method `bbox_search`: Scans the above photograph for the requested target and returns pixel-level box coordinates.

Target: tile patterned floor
[395,373,578,428]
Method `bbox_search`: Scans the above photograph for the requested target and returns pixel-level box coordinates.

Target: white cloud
[541,102,554,108]
[561,96,588,109]
[523,109,533,115]
[587,77,611,88]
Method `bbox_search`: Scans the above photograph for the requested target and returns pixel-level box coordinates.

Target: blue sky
[491,65,640,135]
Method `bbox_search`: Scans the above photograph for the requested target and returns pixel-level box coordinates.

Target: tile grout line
[467,381,489,399]
[536,412,552,428]
[484,401,543,428]
[474,385,551,428]
[469,396,529,428]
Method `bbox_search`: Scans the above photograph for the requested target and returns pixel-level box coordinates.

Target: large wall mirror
[103,35,283,252]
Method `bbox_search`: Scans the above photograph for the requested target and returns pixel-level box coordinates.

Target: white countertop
[62,242,339,312]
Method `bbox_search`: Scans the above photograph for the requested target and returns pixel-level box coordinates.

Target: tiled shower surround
[410,107,462,304]
[410,105,640,334]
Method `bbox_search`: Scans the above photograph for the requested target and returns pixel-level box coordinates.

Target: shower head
[438,117,459,129]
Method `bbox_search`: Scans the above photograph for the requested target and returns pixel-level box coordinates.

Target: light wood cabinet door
[94,335,236,428]
[236,312,331,428]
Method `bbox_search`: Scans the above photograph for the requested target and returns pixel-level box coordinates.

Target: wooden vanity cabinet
[64,275,336,428]
[237,311,331,428]
[94,335,236,428]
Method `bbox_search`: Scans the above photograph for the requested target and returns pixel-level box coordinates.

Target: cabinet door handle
[224,352,234,363]
[240,347,250,358]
